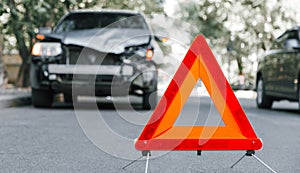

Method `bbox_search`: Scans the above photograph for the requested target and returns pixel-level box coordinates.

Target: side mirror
[38,27,52,34]
[284,39,300,49]
[153,28,170,43]
[154,35,170,43]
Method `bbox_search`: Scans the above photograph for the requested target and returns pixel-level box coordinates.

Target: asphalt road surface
[0,95,300,173]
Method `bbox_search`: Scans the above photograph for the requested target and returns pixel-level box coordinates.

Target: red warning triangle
[135,35,262,151]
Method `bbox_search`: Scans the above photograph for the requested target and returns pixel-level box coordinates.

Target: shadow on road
[270,108,299,115]
[227,97,300,116]
[48,101,147,111]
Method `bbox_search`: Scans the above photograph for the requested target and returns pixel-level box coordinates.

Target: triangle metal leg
[252,154,277,173]
[122,151,151,172]
[122,155,143,170]
[230,154,247,168]
[145,151,150,173]
[230,150,277,173]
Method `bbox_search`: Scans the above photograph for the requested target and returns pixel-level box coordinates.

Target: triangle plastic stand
[135,35,262,151]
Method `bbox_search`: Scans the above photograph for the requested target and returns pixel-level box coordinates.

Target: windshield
[54,12,148,33]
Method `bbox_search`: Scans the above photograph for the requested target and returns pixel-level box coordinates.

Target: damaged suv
[30,10,160,109]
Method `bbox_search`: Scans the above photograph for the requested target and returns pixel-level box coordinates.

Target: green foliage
[102,0,164,14]
[174,0,297,82]
[0,0,164,86]
[0,0,99,86]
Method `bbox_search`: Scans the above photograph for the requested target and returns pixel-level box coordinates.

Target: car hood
[46,28,151,54]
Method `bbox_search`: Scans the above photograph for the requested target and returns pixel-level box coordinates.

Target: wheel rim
[257,79,263,104]
[298,87,300,110]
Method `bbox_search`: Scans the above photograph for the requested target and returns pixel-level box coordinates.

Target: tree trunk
[14,31,31,87]
[236,56,243,76]
[0,34,5,86]
[13,29,31,87]
[16,61,30,87]
[8,0,31,87]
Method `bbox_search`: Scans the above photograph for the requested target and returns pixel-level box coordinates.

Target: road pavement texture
[0,92,299,172]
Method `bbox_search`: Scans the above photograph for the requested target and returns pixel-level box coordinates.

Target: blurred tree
[0,0,98,87]
[100,0,165,14]
[0,0,164,87]
[174,0,297,82]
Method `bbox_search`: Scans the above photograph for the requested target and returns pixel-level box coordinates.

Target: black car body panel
[256,26,300,109]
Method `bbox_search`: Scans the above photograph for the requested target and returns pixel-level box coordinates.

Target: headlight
[32,42,62,57]
[145,49,154,60]
[134,48,154,60]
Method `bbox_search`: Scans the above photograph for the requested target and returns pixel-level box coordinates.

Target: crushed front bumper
[44,64,152,96]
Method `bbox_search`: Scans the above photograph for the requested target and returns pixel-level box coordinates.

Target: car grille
[59,46,122,82]
[60,74,114,83]
[65,46,123,65]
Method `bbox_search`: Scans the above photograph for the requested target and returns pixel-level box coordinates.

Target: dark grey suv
[256,26,300,110]
[30,10,160,109]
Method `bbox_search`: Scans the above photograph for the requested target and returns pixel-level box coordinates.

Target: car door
[263,33,288,94]
[277,30,300,98]
[262,52,279,93]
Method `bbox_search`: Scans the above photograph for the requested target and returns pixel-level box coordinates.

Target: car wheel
[298,84,300,112]
[142,88,157,110]
[256,77,273,109]
[32,89,54,108]
[64,93,76,104]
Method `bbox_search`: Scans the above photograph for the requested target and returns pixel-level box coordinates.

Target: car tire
[32,89,54,108]
[298,84,300,112]
[64,93,76,104]
[142,88,157,110]
[256,77,273,109]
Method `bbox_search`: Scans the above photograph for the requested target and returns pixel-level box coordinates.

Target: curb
[0,95,32,109]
